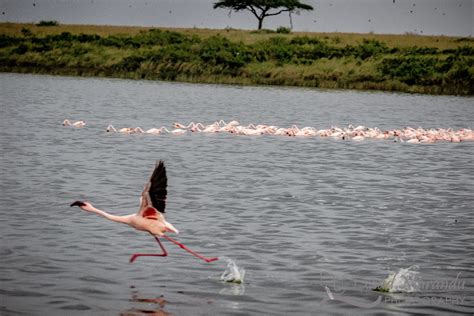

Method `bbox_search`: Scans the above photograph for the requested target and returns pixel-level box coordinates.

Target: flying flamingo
[70,161,218,263]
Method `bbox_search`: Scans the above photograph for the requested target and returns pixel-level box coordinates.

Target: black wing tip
[149,160,167,214]
[156,160,165,167]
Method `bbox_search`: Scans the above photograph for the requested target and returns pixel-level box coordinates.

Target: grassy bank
[1,23,473,95]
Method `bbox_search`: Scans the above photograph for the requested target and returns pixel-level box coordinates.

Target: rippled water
[1,73,473,315]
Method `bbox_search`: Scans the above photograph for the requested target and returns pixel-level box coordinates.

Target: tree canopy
[213,0,314,30]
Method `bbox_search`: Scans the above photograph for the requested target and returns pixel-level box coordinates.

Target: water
[1,73,473,315]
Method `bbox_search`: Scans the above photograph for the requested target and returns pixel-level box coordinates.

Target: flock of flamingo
[63,119,474,143]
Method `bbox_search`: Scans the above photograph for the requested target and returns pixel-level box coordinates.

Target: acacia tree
[213,0,314,30]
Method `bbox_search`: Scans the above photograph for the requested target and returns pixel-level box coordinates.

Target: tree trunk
[258,17,264,30]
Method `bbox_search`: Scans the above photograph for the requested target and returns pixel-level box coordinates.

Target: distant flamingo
[63,119,85,127]
[106,125,136,134]
[173,122,204,132]
[160,127,187,135]
[70,161,218,263]
[133,127,168,135]
[201,122,221,133]
[351,135,365,141]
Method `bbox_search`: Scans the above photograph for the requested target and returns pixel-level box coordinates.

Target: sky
[0,0,472,36]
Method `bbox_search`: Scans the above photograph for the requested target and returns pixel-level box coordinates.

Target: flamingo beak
[70,201,86,207]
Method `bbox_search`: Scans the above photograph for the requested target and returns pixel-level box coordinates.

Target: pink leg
[162,235,218,263]
[129,237,168,263]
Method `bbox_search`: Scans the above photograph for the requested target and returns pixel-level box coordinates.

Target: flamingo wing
[139,160,167,217]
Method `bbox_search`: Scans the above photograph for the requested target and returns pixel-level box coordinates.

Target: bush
[250,29,276,34]
[76,34,101,43]
[401,46,438,55]
[290,36,322,45]
[199,36,252,70]
[276,26,291,34]
[445,63,471,82]
[135,29,196,46]
[154,44,195,63]
[0,34,23,48]
[36,20,59,27]
[13,44,29,54]
[453,45,474,56]
[378,56,439,85]
[21,28,33,37]
[348,39,389,60]
[114,55,147,71]
[99,35,140,48]
[50,32,74,42]
[297,42,337,60]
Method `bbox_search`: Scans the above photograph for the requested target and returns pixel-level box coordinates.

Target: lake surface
[1,73,473,315]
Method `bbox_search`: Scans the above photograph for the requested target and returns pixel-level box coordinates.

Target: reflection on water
[123,290,170,316]
[1,73,473,315]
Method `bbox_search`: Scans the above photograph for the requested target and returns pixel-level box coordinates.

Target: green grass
[1,22,473,95]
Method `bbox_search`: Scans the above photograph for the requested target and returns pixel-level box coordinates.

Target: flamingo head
[70,201,93,212]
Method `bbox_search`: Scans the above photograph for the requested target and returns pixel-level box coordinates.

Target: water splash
[219,257,245,284]
[375,265,420,293]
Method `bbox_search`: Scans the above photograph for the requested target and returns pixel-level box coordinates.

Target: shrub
[50,32,74,42]
[297,42,337,60]
[32,43,53,52]
[76,34,101,43]
[155,45,195,63]
[135,29,196,46]
[290,36,322,45]
[0,34,23,48]
[13,43,29,55]
[378,56,439,85]
[401,46,438,55]
[99,35,140,48]
[21,28,33,37]
[114,55,147,71]
[454,37,474,43]
[348,39,389,60]
[265,37,294,63]
[439,46,473,56]
[36,20,59,26]
[276,26,291,34]
[445,62,471,83]
[199,36,252,70]
[250,29,275,34]
[453,45,474,56]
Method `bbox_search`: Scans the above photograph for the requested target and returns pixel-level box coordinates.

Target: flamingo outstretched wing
[139,160,167,218]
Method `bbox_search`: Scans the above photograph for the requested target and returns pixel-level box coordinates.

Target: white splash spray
[219,257,245,284]
[376,265,420,293]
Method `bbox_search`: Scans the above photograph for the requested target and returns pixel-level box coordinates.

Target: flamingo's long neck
[86,204,131,225]
[107,125,117,132]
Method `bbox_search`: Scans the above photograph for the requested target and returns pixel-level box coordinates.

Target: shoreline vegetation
[1,22,473,95]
